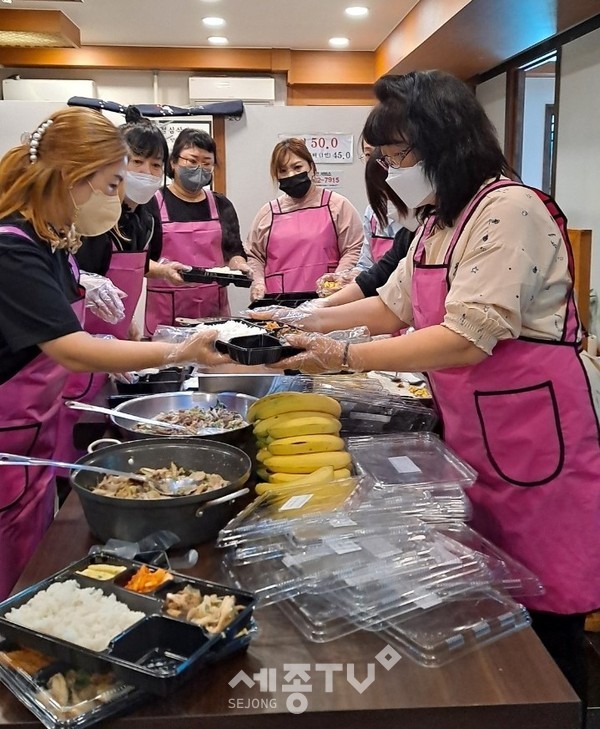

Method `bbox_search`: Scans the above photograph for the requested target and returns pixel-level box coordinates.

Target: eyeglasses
[379,146,414,169]
[177,155,214,171]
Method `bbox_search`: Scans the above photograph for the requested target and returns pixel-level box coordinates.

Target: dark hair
[363,70,513,228]
[270,138,316,181]
[121,106,169,167]
[168,128,218,177]
[365,147,408,228]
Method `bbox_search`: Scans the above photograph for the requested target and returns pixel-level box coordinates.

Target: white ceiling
[0,0,419,50]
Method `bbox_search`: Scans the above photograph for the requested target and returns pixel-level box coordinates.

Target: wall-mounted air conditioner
[189,76,275,104]
[2,78,97,102]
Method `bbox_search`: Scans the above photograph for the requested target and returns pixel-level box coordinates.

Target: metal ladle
[64,400,191,434]
[0,453,199,497]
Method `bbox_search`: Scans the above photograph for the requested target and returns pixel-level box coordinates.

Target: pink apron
[264,189,340,294]
[144,189,229,336]
[412,180,600,614]
[56,240,148,467]
[0,227,85,599]
[369,211,394,262]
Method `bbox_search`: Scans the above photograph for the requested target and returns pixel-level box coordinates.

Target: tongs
[64,400,190,433]
[0,453,198,497]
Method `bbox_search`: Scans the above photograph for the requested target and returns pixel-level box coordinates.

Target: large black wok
[70,438,251,548]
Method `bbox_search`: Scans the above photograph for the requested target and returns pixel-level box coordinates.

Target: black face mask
[278,171,312,198]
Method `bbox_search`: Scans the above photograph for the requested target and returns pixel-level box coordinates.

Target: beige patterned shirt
[378,182,574,354]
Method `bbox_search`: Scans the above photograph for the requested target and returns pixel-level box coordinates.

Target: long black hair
[365,147,408,229]
[362,71,514,228]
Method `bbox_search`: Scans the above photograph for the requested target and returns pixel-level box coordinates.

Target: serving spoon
[0,453,198,497]
[64,400,191,434]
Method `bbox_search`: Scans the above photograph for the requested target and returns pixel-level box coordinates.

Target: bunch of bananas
[249,391,352,494]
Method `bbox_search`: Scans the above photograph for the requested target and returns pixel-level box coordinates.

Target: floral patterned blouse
[377,181,575,355]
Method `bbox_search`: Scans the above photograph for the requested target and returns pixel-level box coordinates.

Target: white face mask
[386,161,435,209]
[125,171,162,205]
[386,200,421,232]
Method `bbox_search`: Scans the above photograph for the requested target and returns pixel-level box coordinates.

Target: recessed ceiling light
[329,37,350,48]
[208,36,229,45]
[1,1,14,5]
[202,17,225,27]
[345,6,369,17]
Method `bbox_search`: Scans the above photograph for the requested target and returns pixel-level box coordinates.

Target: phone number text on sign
[279,133,354,164]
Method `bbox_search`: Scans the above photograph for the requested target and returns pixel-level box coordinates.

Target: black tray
[248,291,319,309]
[181,268,252,287]
[0,554,257,696]
[215,333,303,366]
[115,367,187,396]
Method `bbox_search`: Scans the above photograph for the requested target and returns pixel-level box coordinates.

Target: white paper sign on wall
[314,169,343,188]
[155,117,213,152]
[278,133,354,164]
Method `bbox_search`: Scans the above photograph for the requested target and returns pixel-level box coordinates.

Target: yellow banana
[256,467,270,481]
[267,465,335,487]
[267,434,345,456]
[256,447,270,463]
[264,450,352,474]
[254,410,338,438]
[268,415,341,440]
[268,467,350,483]
[249,392,342,422]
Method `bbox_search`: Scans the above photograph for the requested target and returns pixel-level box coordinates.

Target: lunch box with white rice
[0,554,257,696]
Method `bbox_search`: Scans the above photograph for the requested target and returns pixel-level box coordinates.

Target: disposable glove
[79,271,126,324]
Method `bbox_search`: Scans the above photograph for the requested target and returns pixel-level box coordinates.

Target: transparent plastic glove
[228,255,252,276]
[110,371,140,385]
[156,258,192,286]
[80,272,126,324]
[316,270,357,297]
[164,329,231,368]
[250,282,266,302]
[268,332,365,375]
[151,325,195,344]
[243,305,311,327]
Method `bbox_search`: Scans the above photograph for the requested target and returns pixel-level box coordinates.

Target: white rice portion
[193,320,265,341]
[5,580,145,652]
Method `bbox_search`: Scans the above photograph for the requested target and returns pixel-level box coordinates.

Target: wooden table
[0,494,582,729]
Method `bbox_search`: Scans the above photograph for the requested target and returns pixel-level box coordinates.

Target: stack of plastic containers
[218,433,542,667]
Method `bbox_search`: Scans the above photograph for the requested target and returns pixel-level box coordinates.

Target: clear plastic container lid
[379,587,530,667]
[217,477,371,544]
[0,642,142,729]
[436,524,544,598]
[348,432,477,490]
[279,594,360,643]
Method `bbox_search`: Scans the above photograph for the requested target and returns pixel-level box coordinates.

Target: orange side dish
[124,565,172,593]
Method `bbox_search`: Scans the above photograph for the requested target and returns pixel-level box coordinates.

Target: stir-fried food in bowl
[91,463,229,499]
[132,404,246,436]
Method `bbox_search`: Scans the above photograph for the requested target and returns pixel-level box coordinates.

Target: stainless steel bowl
[110,391,256,446]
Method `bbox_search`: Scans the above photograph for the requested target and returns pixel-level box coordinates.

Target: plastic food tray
[115,367,186,396]
[0,554,257,696]
[248,291,319,309]
[348,432,477,490]
[0,639,144,729]
[180,267,252,287]
[215,333,303,366]
[379,587,530,667]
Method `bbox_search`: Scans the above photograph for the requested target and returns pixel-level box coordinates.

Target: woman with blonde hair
[0,107,228,598]
[245,137,363,300]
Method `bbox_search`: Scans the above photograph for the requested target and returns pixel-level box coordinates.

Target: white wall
[521,76,555,189]
[476,73,506,150]
[555,27,600,294]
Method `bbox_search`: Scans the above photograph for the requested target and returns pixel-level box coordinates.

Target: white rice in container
[193,320,265,341]
[5,580,145,652]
